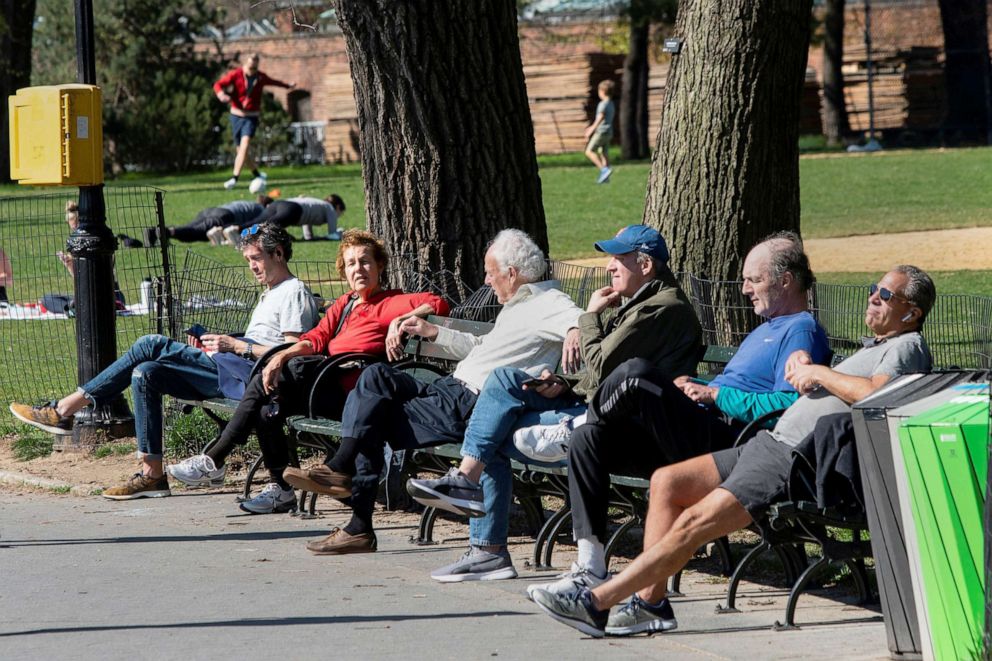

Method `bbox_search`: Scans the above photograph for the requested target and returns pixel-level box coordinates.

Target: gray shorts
[712,431,794,519]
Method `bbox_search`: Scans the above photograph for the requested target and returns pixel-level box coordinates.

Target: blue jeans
[80,334,222,459]
[461,366,583,548]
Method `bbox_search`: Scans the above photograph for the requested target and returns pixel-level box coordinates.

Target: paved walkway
[568,226,992,273]
[0,491,890,660]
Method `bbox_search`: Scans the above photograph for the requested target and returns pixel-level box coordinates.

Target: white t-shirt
[243,276,319,346]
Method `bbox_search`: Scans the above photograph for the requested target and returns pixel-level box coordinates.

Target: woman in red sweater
[168,230,449,513]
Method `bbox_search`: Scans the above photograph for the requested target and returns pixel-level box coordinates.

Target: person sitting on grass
[9,223,319,500]
[283,229,585,555]
[530,266,934,638]
[405,225,704,582]
[522,232,831,605]
[142,196,272,247]
[223,195,346,245]
[168,230,450,515]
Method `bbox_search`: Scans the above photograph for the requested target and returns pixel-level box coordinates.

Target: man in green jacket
[407,224,704,582]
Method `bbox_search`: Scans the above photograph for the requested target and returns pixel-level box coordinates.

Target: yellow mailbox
[8,84,103,186]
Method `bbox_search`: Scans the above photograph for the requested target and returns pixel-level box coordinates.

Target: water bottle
[140,278,154,312]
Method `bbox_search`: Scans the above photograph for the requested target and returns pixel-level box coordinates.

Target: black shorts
[712,431,794,519]
[230,114,259,144]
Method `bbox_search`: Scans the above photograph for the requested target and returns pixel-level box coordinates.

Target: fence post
[65,0,134,449]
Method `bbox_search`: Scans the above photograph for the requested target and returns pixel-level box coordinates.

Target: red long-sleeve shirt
[300,289,450,357]
[214,67,292,114]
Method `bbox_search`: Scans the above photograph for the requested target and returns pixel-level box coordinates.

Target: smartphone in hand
[184,323,208,339]
[521,377,544,388]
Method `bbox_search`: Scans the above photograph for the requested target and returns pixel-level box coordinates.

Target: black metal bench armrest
[733,407,789,448]
[247,342,297,381]
[306,352,384,418]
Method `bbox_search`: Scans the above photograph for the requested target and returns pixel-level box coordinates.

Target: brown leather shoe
[283,465,352,497]
[306,527,377,555]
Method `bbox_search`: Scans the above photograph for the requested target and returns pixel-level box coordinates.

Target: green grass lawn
[4,145,992,261]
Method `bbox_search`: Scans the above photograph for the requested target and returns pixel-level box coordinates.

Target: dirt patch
[0,436,138,492]
[567,226,992,273]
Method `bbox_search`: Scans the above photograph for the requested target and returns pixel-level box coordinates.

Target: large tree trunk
[644,0,813,284]
[335,0,548,293]
[821,0,849,147]
[937,0,991,144]
[0,0,37,183]
[621,20,650,160]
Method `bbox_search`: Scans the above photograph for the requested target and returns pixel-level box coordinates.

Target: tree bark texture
[0,0,37,183]
[335,0,548,293]
[644,0,813,284]
[937,0,991,143]
[821,0,849,147]
[621,20,650,159]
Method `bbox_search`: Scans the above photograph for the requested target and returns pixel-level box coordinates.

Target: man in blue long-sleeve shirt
[525,231,830,607]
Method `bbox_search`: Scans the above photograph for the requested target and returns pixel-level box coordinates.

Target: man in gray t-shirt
[530,265,938,638]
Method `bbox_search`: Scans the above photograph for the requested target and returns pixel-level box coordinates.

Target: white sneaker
[239,483,297,514]
[222,225,241,247]
[167,454,226,487]
[513,416,575,462]
[223,177,238,190]
[248,175,267,194]
[326,230,343,241]
[206,226,226,246]
[596,167,613,184]
[526,562,608,601]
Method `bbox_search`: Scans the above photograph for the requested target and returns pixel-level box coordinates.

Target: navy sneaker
[605,594,678,636]
[406,467,485,518]
[431,547,518,583]
[531,584,609,638]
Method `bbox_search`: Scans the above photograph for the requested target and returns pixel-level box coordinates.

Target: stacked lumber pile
[843,45,944,132]
[525,53,624,153]
[321,65,361,163]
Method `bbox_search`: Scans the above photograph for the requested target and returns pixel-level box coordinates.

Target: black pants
[171,209,234,242]
[339,363,478,525]
[568,358,739,544]
[207,355,349,476]
[254,201,303,229]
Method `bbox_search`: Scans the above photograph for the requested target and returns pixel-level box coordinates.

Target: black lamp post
[67,0,133,446]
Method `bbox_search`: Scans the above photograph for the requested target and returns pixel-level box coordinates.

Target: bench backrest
[404,315,494,368]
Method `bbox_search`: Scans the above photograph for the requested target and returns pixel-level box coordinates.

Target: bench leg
[773,555,830,630]
[604,517,639,570]
[667,571,684,597]
[411,507,440,546]
[844,557,873,605]
[533,507,570,570]
[716,540,771,614]
[240,454,265,502]
[541,509,575,569]
[713,536,734,576]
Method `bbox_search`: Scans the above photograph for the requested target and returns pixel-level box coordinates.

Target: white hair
[487,229,546,283]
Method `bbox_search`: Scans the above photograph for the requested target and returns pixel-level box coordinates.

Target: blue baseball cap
[594,224,669,263]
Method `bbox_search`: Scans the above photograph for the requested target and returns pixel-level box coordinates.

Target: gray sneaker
[605,594,678,636]
[526,562,607,601]
[406,467,485,518]
[239,483,297,514]
[531,584,608,638]
[431,547,518,583]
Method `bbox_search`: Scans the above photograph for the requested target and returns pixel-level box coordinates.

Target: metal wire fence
[0,186,168,405]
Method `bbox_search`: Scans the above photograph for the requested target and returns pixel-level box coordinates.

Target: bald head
[741,232,813,319]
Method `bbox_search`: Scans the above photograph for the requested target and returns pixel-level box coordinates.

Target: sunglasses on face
[241,224,261,239]
[869,283,911,305]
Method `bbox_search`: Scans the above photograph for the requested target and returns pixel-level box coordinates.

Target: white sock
[576,537,607,577]
[301,224,314,240]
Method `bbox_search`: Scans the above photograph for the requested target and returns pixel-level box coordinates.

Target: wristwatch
[241,341,255,361]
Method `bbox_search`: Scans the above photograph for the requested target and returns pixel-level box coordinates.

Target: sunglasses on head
[241,224,262,239]
[869,283,911,304]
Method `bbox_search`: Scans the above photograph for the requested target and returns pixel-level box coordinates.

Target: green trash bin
[897,396,989,661]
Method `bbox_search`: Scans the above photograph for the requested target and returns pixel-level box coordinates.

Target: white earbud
[901,312,913,323]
